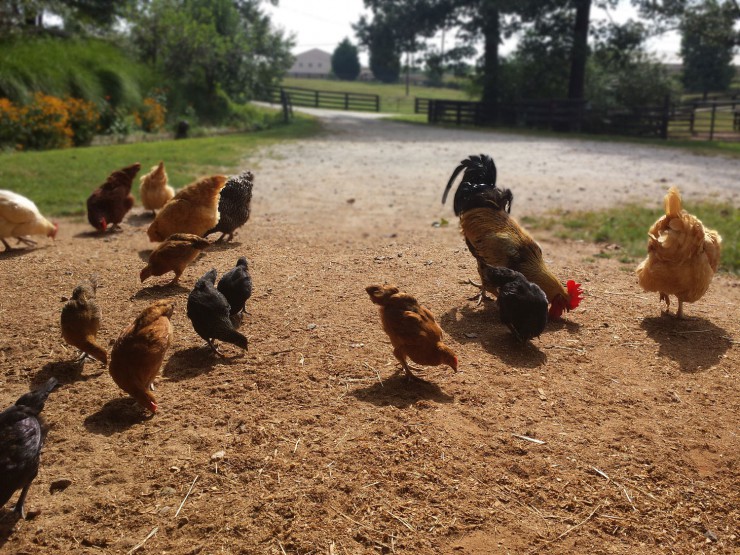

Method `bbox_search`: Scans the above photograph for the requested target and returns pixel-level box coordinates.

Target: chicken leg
[466,279,491,306]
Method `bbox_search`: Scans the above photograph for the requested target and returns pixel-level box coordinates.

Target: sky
[263,0,688,67]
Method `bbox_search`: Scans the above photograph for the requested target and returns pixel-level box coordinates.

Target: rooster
[366,284,457,381]
[205,170,254,242]
[0,190,58,251]
[87,163,140,232]
[636,187,722,318]
[442,154,582,319]
[139,161,174,215]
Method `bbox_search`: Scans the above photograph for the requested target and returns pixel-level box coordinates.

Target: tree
[680,0,736,98]
[0,0,135,32]
[130,0,293,120]
[354,12,400,83]
[331,37,361,80]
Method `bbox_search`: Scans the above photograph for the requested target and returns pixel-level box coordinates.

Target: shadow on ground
[83,398,151,435]
[640,315,731,372]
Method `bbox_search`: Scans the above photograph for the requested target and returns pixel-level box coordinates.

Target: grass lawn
[280,77,474,114]
[0,115,320,217]
[523,202,739,274]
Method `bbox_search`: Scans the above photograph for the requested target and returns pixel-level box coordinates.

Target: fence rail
[265,86,379,112]
[418,97,740,141]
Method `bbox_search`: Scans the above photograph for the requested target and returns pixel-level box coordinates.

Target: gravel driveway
[254,106,739,220]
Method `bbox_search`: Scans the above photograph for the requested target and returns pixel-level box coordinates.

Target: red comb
[567,280,583,309]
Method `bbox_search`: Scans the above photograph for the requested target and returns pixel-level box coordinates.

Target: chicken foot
[15,236,37,247]
[466,279,491,306]
[1,238,13,251]
[206,339,227,358]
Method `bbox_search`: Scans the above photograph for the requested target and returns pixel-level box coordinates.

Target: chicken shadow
[205,240,243,253]
[162,347,241,381]
[132,283,189,300]
[137,248,153,262]
[0,246,45,259]
[0,511,22,548]
[72,230,109,240]
[84,397,151,435]
[640,316,731,373]
[126,212,154,227]
[439,304,547,368]
[351,371,454,409]
[33,360,105,386]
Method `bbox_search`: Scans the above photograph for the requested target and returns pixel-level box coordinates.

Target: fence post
[315,90,319,107]
[375,95,379,112]
[456,102,462,126]
[660,94,670,140]
[344,93,349,110]
[428,100,435,124]
[709,103,717,140]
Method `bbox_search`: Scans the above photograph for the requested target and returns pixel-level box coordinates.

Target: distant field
[280,77,475,114]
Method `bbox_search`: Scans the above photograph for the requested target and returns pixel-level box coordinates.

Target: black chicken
[217,257,253,317]
[187,269,248,355]
[480,265,548,342]
[0,377,58,519]
[205,170,254,242]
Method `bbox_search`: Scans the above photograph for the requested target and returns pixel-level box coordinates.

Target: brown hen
[108,300,174,413]
[140,233,210,285]
[636,186,722,318]
[60,277,107,364]
[366,284,457,380]
[146,175,226,241]
[87,163,140,232]
[139,161,174,215]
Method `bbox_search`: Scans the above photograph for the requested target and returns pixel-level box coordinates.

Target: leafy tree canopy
[331,37,361,80]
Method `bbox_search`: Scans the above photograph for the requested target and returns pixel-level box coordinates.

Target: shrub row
[0,93,166,150]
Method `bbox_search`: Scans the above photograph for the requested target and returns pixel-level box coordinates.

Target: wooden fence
[264,86,379,112]
[418,97,740,141]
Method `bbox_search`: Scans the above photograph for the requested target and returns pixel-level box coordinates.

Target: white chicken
[0,190,58,251]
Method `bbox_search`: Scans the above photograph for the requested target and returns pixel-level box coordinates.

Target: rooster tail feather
[442,162,467,205]
[665,187,682,218]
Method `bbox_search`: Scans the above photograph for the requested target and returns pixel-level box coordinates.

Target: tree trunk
[567,0,591,100]
[480,0,500,124]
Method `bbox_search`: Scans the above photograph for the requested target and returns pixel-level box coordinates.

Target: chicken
[140,233,210,285]
[0,377,58,519]
[139,161,174,215]
[636,186,722,319]
[217,257,253,317]
[60,277,107,364]
[480,265,548,341]
[187,269,248,355]
[108,300,174,413]
[442,154,582,319]
[0,189,58,251]
[205,170,254,242]
[87,163,140,232]
[366,284,457,380]
[147,175,226,242]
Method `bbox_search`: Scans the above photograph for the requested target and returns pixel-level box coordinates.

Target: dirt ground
[1,116,738,554]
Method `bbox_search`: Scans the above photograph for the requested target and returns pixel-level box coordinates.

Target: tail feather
[15,378,58,414]
[216,327,248,350]
[664,186,682,218]
[79,339,108,365]
[481,265,522,287]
